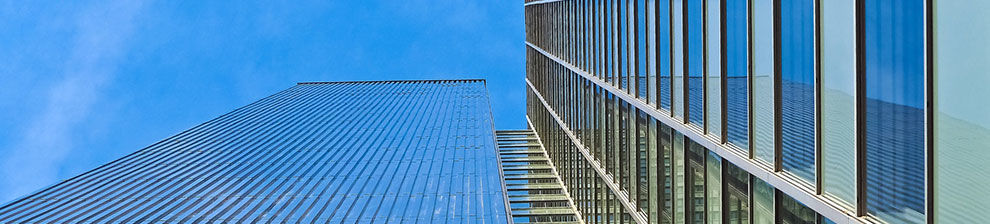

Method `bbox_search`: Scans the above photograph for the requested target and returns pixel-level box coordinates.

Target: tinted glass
[705,0,722,138]
[725,0,749,149]
[686,0,705,126]
[863,0,925,223]
[752,0,775,164]
[779,0,816,183]
[706,151,722,224]
[752,177,774,224]
[672,0,685,119]
[658,0,673,110]
[724,161,750,224]
[820,0,857,207]
[776,190,817,224]
[935,1,990,223]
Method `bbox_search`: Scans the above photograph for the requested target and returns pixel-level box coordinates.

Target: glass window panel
[724,0,749,149]
[752,177,774,224]
[659,122,674,222]
[673,131,685,223]
[637,111,650,211]
[705,0,722,138]
[724,161,750,224]
[658,0,672,110]
[707,152,722,224]
[638,0,649,100]
[779,0,816,183]
[935,1,990,223]
[621,102,631,189]
[751,0,774,164]
[820,0,857,206]
[647,117,659,223]
[685,140,706,224]
[672,0,685,119]
[863,0,925,223]
[686,0,704,126]
[620,0,629,91]
[776,191,817,224]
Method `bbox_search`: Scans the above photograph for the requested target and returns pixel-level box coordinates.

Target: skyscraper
[523,0,990,223]
[0,80,511,223]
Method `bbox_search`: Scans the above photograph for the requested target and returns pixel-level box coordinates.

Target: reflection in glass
[751,0,774,164]
[659,122,674,222]
[658,0,672,110]
[864,0,925,223]
[935,1,990,223]
[724,162,750,224]
[673,131,685,222]
[820,0,857,206]
[638,0,649,100]
[686,0,704,126]
[779,0,816,183]
[672,0,685,119]
[752,177,774,224]
[706,152,722,224]
[725,0,749,149]
[705,0,722,138]
[685,140,706,224]
[776,190,817,224]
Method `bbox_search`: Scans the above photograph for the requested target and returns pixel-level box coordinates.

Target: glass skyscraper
[523,0,990,223]
[0,80,511,223]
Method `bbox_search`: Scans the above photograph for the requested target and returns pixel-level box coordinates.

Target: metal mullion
[719,0,728,144]
[772,0,783,173]
[924,0,934,222]
[853,0,866,217]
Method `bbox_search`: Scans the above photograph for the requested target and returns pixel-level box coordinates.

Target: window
[935,1,990,223]
[724,161,749,224]
[752,0,774,164]
[863,0,925,223]
[705,0,722,138]
[686,0,705,126]
[724,0,749,149]
[779,0,816,183]
[820,0,857,207]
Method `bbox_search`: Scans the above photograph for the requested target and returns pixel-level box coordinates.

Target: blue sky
[0,1,525,204]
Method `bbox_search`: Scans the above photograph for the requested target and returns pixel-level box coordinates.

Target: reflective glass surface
[686,0,705,126]
[752,177,774,224]
[752,0,775,164]
[779,0,816,183]
[706,152,722,224]
[724,0,749,149]
[659,0,673,110]
[0,81,509,223]
[776,190,816,224]
[820,0,857,206]
[935,1,990,223]
[705,0,722,138]
[864,0,925,223]
[724,161,750,224]
[672,0,685,119]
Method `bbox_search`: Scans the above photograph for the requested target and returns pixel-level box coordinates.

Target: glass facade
[0,80,510,223]
[524,0,969,223]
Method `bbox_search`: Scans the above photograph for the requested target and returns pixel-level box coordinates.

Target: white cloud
[0,0,147,202]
